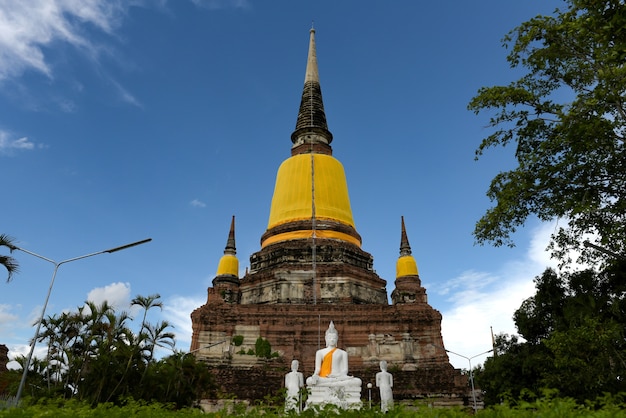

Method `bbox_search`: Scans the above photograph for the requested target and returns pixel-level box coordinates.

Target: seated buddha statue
[306,322,362,387]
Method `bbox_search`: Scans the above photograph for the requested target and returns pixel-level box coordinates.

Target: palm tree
[144,320,175,362]
[131,293,163,333]
[0,234,19,282]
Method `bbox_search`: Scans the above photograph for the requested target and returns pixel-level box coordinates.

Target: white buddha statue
[306,321,361,388]
[376,360,394,412]
[285,359,304,412]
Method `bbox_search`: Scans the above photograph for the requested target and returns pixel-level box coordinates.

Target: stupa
[190,28,468,405]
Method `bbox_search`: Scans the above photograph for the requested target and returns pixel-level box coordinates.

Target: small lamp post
[187,340,228,356]
[367,382,372,409]
[12,238,152,405]
[431,344,492,413]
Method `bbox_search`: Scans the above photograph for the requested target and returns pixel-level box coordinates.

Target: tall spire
[262,27,361,250]
[224,215,236,256]
[291,28,333,153]
[396,216,418,278]
[215,216,238,278]
[212,216,240,304]
[400,216,412,257]
[392,216,426,304]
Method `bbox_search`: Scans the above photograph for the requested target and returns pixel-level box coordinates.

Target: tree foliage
[476,261,626,404]
[5,295,215,408]
[474,334,555,406]
[468,0,626,265]
[0,234,18,282]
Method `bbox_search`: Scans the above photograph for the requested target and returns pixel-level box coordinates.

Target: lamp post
[367,382,372,409]
[432,344,492,413]
[13,238,152,405]
[187,340,228,356]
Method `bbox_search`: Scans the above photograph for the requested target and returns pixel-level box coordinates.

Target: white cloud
[189,0,251,10]
[56,97,77,113]
[527,219,594,270]
[7,343,48,370]
[190,199,207,208]
[85,281,131,311]
[439,221,560,370]
[437,270,497,298]
[8,137,33,150]
[108,76,142,108]
[0,304,18,334]
[440,272,536,369]
[527,221,560,267]
[0,0,251,112]
[163,294,206,352]
[3,304,49,369]
[0,0,250,83]
[0,0,125,81]
[0,130,39,154]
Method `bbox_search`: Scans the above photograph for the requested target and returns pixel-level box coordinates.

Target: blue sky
[1,0,565,371]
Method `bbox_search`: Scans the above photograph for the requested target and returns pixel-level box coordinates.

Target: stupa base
[305,385,362,410]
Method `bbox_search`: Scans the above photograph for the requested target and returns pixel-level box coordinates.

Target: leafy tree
[143,321,175,363]
[139,352,215,409]
[513,268,567,344]
[477,262,626,404]
[11,295,213,409]
[468,0,626,265]
[476,334,554,406]
[0,234,18,281]
[543,317,624,400]
[131,293,163,334]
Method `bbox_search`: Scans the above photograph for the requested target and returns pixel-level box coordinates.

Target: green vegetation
[254,337,273,359]
[468,0,626,409]
[0,234,19,282]
[468,0,626,266]
[0,295,215,409]
[476,262,626,406]
[234,337,278,358]
[2,395,626,417]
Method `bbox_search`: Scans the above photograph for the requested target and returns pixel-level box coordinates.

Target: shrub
[254,338,272,359]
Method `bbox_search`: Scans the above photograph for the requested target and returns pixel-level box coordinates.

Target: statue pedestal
[306,385,362,410]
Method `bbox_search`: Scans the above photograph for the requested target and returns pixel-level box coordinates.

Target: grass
[1,395,625,417]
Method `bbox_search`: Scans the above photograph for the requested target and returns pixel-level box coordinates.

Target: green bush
[232,335,244,346]
[254,337,272,359]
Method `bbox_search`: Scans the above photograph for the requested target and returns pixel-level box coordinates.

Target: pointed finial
[325,321,338,337]
[224,215,236,255]
[400,216,412,257]
[291,27,333,148]
[304,28,319,84]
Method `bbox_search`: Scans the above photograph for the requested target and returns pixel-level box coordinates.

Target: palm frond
[0,233,19,282]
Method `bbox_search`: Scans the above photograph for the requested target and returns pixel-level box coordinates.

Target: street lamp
[367,382,372,409]
[432,344,493,413]
[187,340,228,356]
[12,238,152,405]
